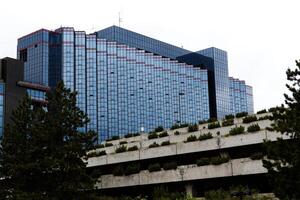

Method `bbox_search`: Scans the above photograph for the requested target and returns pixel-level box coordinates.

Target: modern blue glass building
[18,28,210,141]
[229,77,254,114]
[17,26,253,141]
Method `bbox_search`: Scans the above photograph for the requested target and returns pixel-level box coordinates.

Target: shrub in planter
[266,126,274,131]
[207,118,217,123]
[148,163,161,172]
[124,133,133,138]
[133,133,140,137]
[224,114,234,120]
[222,118,234,127]
[113,165,124,176]
[149,142,160,148]
[247,124,260,132]
[127,145,139,151]
[170,123,180,130]
[159,131,169,138]
[196,157,210,166]
[174,131,180,135]
[179,123,189,128]
[154,126,164,133]
[188,124,199,132]
[163,162,177,170]
[250,152,264,160]
[208,122,221,129]
[161,141,170,146]
[115,145,127,153]
[119,141,128,145]
[242,115,258,123]
[257,109,267,114]
[148,132,158,139]
[105,142,113,147]
[111,135,120,140]
[235,112,248,118]
[229,126,245,135]
[95,144,105,149]
[258,115,272,120]
[198,132,213,141]
[198,120,207,125]
[211,153,230,165]
[185,135,197,142]
[125,163,140,175]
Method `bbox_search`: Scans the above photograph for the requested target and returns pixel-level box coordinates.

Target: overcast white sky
[0,0,299,111]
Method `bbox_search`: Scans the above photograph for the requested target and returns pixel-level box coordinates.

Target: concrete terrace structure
[86,112,289,197]
[18,26,254,141]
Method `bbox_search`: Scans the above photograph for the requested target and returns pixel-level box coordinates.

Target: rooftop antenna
[118,12,123,27]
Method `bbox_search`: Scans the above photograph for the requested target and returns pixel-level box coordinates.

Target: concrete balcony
[96,158,267,189]
[87,130,288,167]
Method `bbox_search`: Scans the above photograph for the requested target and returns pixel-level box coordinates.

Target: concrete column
[185,184,193,197]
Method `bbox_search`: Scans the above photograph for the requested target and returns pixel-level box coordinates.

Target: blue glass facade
[197,48,231,119]
[229,77,253,114]
[18,28,210,141]
[96,26,191,59]
[246,85,254,114]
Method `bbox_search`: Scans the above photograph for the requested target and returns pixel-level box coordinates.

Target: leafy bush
[266,126,274,131]
[204,188,231,200]
[148,163,161,172]
[247,124,260,132]
[113,165,124,176]
[154,126,164,133]
[148,132,158,139]
[224,114,235,120]
[111,135,120,140]
[105,142,113,147]
[198,120,206,125]
[242,115,258,123]
[163,162,177,170]
[174,131,180,135]
[159,131,169,138]
[161,141,170,146]
[235,112,248,118]
[149,142,160,148]
[198,132,213,141]
[124,133,133,138]
[207,118,217,123]
[250,152,264,160]
[210,154,230,165]
[258,115,272,120]
[185,135,197,142]
[208,122,221,129]
[127,145,138,151]
[222,118,234,127]
[170,124,180,130]
[133,133,140,137]
[115,145,127,153]
[119,141,128,145]
[196,157,210,166]
[229,126,245,135]
[257,109,267,114]
[87,150,106,158]
[124,163,140,175]
[179,123,189,128]
[188,124,199,132]
[95,144,105,149]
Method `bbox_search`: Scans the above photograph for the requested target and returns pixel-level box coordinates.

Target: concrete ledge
[140,144,177,160]
[107,151,140,164]
[97,158,267,189]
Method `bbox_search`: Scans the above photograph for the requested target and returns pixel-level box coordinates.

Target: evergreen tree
[0,81,98,199]
[263,60,300,199]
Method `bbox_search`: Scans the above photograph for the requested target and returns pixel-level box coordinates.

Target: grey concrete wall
[96,158,266,189]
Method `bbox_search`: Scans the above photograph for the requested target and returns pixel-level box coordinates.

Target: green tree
[0,81,98,199]
[263,60,300,199]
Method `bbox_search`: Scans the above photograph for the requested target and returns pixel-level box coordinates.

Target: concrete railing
[96,158,267,189]
[87,130,289,167]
